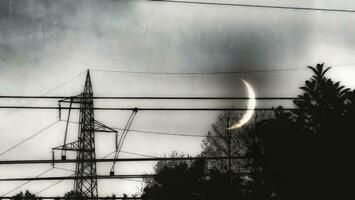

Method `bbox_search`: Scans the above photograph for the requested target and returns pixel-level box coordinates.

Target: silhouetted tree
[290,63,354,199]
[142,152,203,200]
[202,110,278,199]
[293,63,351,135]
[142,63,355,200]
[201,111,253,173]
[60,191,85,200]
[249,107,300,200]
[11,191,39,200]
[142,153,247,200]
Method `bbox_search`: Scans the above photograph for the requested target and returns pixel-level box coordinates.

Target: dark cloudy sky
[1,0,355,197]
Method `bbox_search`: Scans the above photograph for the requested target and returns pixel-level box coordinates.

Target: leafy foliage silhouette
[11,191,39,200]
[142,63,355,200]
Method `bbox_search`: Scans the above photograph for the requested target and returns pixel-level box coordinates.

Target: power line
[118,127,209,138]
[0,196,142,199]
[0,120,60,157]
[0,100,97,196]
[67,120,250,138]
[3,71,85,117]
[0,171,250,182]
[67,120,209,138]
[0,167,54,197]
[34,153,146,195]
[54,166,147,183]
[39,71,85,96]
[0,106,296,111]
[0,174,154,181]
[53,166,75,173]
[91,68,305,74]
[145,0,355,13]
[35,179,67,195]
[35,150,122,195]
[0,95,298,100]
[91,63,355,75]
[120,150,159,158]
[0,156,246,165]
[53,151,158,165]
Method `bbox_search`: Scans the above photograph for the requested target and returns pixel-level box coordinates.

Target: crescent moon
[228,79,256,129]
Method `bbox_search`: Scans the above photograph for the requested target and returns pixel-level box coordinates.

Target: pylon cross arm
[94,119,118,133]
[53,140,93,152]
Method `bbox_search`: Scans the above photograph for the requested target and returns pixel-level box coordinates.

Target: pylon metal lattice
[52,70,117,199]
[74,70,97,198]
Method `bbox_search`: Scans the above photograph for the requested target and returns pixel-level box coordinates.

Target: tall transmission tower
[53,70,117,199]
[74,70,97,197]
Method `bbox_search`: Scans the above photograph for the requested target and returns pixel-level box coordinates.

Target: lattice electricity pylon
[52,70,117,199]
